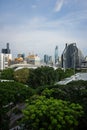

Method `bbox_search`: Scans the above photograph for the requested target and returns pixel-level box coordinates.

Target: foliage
[55,68,74,81]
[14,68,29,83]
[38,80,87,130]
[22,96,83,130]
[0,67,74,88]
[0,81,35,106]
[0,68,14,80]
[0,81,35,129]
[0,66,87,130]
[28,66,57,88]
[64,68,74,78]
[55,68,65,81]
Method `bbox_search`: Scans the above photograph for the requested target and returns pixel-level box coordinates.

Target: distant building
[0,53,12,70]
[2,43,11,54]
[14,57,24,64]
[13,53,25,64]
[44,54,53,65]
[0,43,12,70]
[85,56,87,61]
[48,56,53,65]
[81,56,87,68]
[61,43,84,69]
[17,53,25,59]
[26,54,40,65]
[81,61,87,68]
[55,46,59,65]
[44,54,49,64]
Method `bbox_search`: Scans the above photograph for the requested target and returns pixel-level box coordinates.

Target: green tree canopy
[14,68,29,83]
[0,68,14,80]
[38,80,87,130]
[22,96,83,130]
[28,66,57,88]
[0,81,34,129]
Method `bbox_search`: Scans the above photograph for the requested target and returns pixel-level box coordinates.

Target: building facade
[81,56,87,68]
[0,53,12,70]
[61,43,84,69]
[55,46,59,65]
[0,43,12,70]
[44,54,49,64]
[2,43,11,54]
[26,54,40,65]
[44,54,53,65]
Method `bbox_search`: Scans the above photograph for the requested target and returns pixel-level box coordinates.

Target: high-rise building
[0,43,12,70]
[44,54,49,64]
[61,43,84,69]
[55,46,58,65]
[44,54,53,65]
[2,43,11,54]
[48,56,52,64]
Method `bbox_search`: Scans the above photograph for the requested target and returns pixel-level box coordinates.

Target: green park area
[0,67,87,130]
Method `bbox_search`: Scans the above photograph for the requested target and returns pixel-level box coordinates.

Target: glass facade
[61,43,84,69]
[55,46,58,64]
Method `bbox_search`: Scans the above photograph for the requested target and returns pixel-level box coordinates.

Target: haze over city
[0,0,87,57]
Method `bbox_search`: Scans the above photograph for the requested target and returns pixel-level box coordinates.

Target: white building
[0,53,12,70]
[26,54,40,65]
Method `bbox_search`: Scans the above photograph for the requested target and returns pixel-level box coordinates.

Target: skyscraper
[44,54,49,64]
[55,46,58,65]
[61,43,84,69]
[2,43,11,54]
[7,43,10,53]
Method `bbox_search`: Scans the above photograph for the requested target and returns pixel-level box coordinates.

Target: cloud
[0,0,87,58]
[0,18,86,58]
[0,21,74,58]
[54,0,64,12]
[0,24,87,59]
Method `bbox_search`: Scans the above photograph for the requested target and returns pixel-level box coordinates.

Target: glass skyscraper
[61,43,84,69]
[55,46,58,65]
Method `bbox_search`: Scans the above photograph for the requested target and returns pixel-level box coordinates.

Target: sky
[0,0,87,59]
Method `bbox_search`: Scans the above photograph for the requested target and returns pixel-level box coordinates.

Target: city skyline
[0,0,87,58]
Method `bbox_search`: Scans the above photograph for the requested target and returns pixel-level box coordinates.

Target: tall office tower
[2,43,11,54]
[7,43,10,53]
[48,56,52,64]
[55,46,58,65]
[44,54,49,64]
[61,43,84,69]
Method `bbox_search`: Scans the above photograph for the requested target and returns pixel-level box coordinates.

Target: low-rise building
[26,54,40,65]
[0,43,12,70]
[0,53,12,70]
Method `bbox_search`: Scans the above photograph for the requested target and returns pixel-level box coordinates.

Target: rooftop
[57,73,87,85]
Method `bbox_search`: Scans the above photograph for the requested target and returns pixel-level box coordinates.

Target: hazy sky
[0,0,87,58]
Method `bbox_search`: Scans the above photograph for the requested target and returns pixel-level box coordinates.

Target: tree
[21,96,83,130]
[55,68,74,81]
[56,68,65,81]
[64,68,74,78]
[0,68,14,80]
[28,66,56,88]
[14,68,29,83]
[39,80,87,130]
[0,81,34,129]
